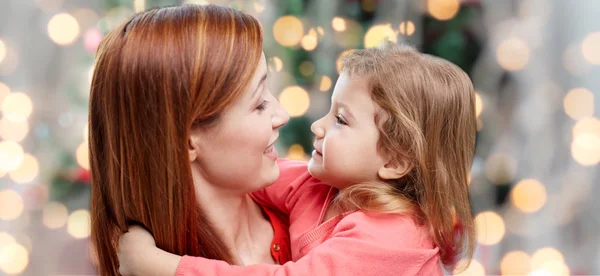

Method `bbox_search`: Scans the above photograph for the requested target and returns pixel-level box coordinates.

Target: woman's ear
[377,159,412,180]
[188,132,201,162]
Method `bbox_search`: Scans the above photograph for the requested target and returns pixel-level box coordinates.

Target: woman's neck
[193,179,275,265]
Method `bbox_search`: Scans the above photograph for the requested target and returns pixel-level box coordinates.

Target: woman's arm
[118,226,181,276]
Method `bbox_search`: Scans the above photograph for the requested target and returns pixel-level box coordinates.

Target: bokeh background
[0,0,599,275]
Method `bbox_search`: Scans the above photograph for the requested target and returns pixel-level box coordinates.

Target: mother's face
[188,53,289,193]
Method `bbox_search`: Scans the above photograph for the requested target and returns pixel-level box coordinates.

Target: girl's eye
[335,114,347,125]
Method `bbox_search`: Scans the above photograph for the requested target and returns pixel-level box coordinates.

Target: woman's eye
[257,100,269,111]
[335,114,347,125]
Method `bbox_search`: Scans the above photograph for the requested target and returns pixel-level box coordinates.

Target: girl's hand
[118,225,157,275]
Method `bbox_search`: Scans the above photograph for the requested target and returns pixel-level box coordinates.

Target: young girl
[118,41,477,275]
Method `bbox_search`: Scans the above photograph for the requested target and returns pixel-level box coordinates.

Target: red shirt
[258,204,291,264]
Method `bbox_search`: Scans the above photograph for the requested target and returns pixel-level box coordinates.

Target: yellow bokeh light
[332,17,346,32]
[133,0,145,13]
[501,251,531,275]
[0,242,29,274]
[320,76,332,92]
[273,16,304,47]
[535,260,570,276]
[279,86,310,117]
[571,133,600,166]
[428,0,460,21]
[0,169,5,178]
[316,27,325,36]
[0,82,9,110]
[0,189,24,221]
[581,32,600,64]
[474,211,506,245]
[0,141,25,171]
[485,153,517,184]
[67,209,91,239]
[531,247,565,271]
[48,13,80,46]
[454,259,485,275]
[8,154,39,184]
[269,56,283,72]
[563,87,594,120]
[364,24,397,48]
[254,1,265,13]
[0,39,6,64]
[399,21,415,36]
[511,178,547,213]
[336,49,356,73]
[83,123,89,142]
[76,141,90,170]
[475,93,483,117]
[299,61,315,77]
[301,34,318,51]
[497,38,530,71]
[286,144,308,161]
[42,202,69,229]
[0,232,16,248]
[573,117,600,138]
[0,118,29,142]
[2,92,33,122]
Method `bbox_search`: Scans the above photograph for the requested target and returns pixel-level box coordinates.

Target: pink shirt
[176,159,442,275]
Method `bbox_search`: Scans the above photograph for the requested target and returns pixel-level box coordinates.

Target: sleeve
[249,159,317,215]
[175,214,440,276]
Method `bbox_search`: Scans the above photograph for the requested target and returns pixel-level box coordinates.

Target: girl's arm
[119,213,441,276]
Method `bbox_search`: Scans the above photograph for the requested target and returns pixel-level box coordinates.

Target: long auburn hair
[336,41,477,272]
[88,4,263,275]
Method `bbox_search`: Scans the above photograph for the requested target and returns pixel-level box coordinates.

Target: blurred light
[337,49,356,73]
[501,251,531,275]
[76,141,90,170]
[299,61,315,77]
[0,82,9,110]
[0,169,5,178]
[563,43,592,76]
[497,38,530,71]
[15,234,32,252]
[332,17,346,32]
[364,24,397,48]
[581,32,600,64]
[334,19,363,49]
[573,117,600,138]
[531,247,565,271]
[316,27,325,36]
[273,16,304,47]
[474,211,505,245]
[279,86,310,117]
[536,260,570,276]
[301,29,318,51]
[73,8,100,30]
[8,154,39,184]
[2,92,32,122]
[286,144,308,161]
[67,209,91,239]
[563,88,594,120]
[454,259,485,275]
[0,118,29,142]
[84,123,89,142]
[571,133,600,166]
[0,232,16,248]
[428,0,460,21]
[253,0,265,12]
[0,46,19,76]
[83,28,103,54]
[398,21,415,36]
[0,242,29,274]
[34,0,64,13]
[320,76,332,92]
[511,179,547,213]
[42,202,69,229]
[0,141,25,171]
[48,13,80,46]
[0,39,5,64]
[475,93,483,117]
[184,0,209,4]
[485,153,516,184]
[268,57,283,72]
[133,0,145,13]
[0,189,24,221]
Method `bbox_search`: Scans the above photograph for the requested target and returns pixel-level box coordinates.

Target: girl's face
[308,73,390,189]
[189,53,290,194]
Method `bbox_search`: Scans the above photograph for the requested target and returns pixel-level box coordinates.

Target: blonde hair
[337,41,476,272]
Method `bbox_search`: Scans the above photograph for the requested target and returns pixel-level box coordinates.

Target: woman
[88,4,290,275]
